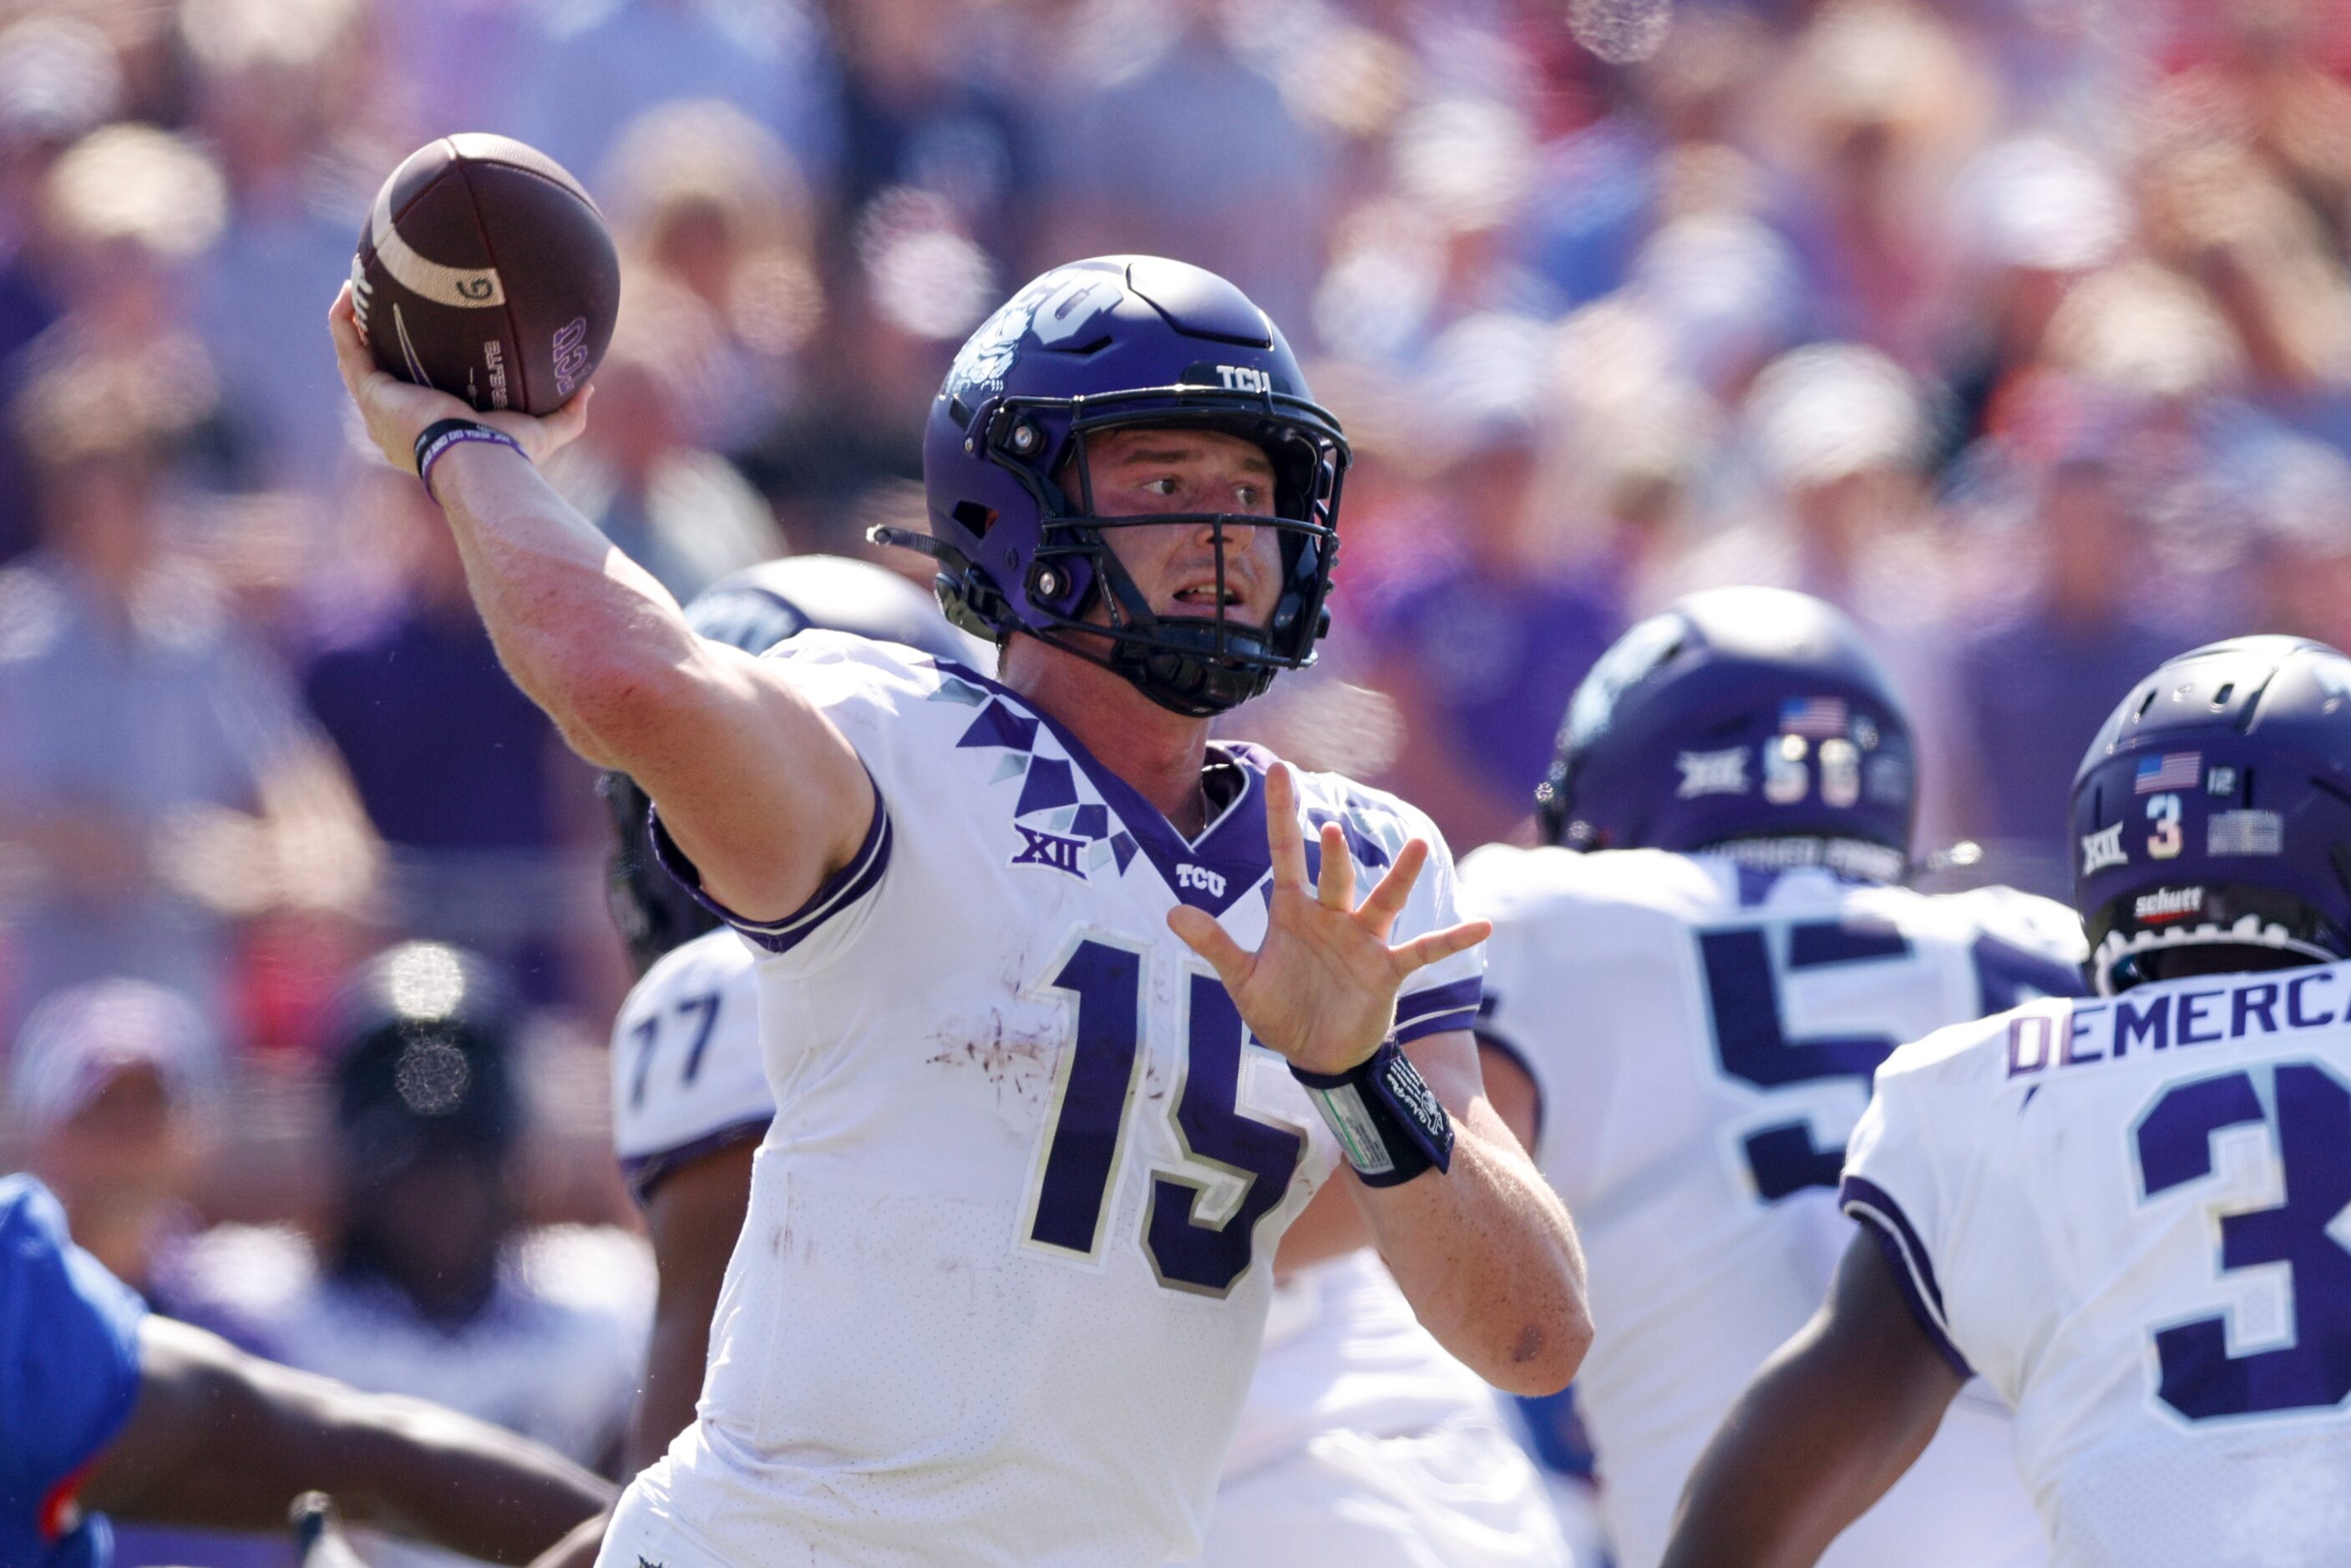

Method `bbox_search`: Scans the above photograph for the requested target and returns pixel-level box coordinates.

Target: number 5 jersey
[1460,844,2085,1568]
[626,634,1482,1568]
[1844,959,2351,1567]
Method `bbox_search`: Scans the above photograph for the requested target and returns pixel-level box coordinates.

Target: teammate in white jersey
[1462,588,2082,1568]
[330,255,1588,1568]
[1665,634,2351,1567]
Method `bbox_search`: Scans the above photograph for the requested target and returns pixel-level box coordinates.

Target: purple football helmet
[1536,587,1918,879]
[2072,635,2351,994]
[872,255,1347,717]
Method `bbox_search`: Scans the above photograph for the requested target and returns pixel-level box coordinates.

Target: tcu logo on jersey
[1214,365,1272,394]
[1176,862,1227,898]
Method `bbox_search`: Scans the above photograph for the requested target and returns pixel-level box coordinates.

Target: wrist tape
[414,417,525,502]
[1290,1039,1454,1186]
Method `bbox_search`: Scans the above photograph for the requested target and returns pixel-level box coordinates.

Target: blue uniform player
[0,1172,610,1566]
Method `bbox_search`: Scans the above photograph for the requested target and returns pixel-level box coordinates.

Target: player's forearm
[91,1318,611,1560]
[1661,1238,1964,1567]
[428,442,699,770]
[1360,1100,1590,1395]
[1661,1346,1895,1567]
[322,1392,616,1562]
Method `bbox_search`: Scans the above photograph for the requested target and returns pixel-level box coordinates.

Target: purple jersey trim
[621,1115,772,1207]
[649,777,892,955]
[929,657,1280,917]
[1840,1173,1974,1378]
[1394,976,1482,1044]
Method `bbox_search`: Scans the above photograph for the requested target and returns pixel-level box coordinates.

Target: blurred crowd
[4,0,2351,1554]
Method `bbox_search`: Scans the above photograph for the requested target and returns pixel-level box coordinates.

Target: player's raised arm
[327,284,868,920]
[1659,1233,1965,1568]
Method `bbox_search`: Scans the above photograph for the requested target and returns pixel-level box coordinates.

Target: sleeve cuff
[1394,976,1482,1044]
[1840,1174,1973,1378]
[621,1115,771,1207]
[650,782,892,956]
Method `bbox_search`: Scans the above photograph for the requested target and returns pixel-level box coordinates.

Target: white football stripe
[372,176,506,309]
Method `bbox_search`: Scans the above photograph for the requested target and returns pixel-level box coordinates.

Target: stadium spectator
[181,0,377,494]
[511,0,842,207]
[301,471,594,1004]
[0,352,375,1036]
[177,943,649,1564]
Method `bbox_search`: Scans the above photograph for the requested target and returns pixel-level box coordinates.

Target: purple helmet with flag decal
[872,255,1347,717]
[2071,635,2351,994]
[1536,586,1917,880]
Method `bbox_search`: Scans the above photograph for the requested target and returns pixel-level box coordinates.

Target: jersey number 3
[1019,934,1304,1297]
[2133,1059,2351,1422]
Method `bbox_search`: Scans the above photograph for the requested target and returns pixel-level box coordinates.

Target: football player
[328,255,1588,1567]
[1664,635,2351,1566]
[1,1172,611,1568]
[535,555,1569,1568]
[1462,586,2085,1568]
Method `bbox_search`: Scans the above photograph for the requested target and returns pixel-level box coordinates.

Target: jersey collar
[935,657,1274,917]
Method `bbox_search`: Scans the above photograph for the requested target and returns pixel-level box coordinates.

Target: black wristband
[1290,1039,1454,1186]
[413,417,524,502]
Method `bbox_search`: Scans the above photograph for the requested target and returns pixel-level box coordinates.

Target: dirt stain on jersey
[927,1010,1060,1111]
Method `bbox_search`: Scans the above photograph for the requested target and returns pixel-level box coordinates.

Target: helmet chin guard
[879,256,1347,718]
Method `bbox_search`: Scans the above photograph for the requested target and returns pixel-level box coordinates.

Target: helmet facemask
[971,389,1345,717]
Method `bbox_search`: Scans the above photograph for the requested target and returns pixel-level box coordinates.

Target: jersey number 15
[1018,933,1305,1298]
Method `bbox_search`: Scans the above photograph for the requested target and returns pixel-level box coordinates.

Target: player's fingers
[328,283,375,392]
[1168,905,1250,987]
[1315,822,1353,909]
[1393,917,1492,976]
[1264,762,1309,891]
[1358,837,1429,935]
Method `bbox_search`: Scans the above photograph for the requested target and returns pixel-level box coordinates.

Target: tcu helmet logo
[551,318,591,397]
[947,268,1119,397]
[1215,365,1272,394]
[1175,862,1227,898]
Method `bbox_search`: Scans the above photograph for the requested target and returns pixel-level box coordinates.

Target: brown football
[351,134,619,417]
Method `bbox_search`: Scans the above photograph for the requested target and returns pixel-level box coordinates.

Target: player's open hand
[328,281,589,473]
[1168,762,1490,1078]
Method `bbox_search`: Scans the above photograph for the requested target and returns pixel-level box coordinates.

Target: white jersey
[623,635,1482,1568]
[1182,1250,1571,1568]
[1845,959,2351,1566]
[611,928,770,1201]
[1461,844,2085,1568]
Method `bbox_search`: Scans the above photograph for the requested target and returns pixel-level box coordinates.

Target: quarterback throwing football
[329,256,1588,1567]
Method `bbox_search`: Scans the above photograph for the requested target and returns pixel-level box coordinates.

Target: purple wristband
[414,418,525,503]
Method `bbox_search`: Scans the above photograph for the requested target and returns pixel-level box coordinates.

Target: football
[351,134,619,417]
